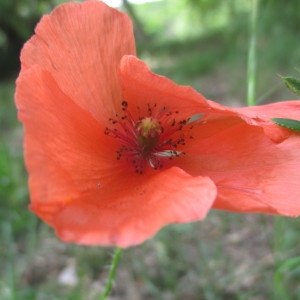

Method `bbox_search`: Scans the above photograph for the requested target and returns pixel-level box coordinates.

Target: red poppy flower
[15,1,300,247]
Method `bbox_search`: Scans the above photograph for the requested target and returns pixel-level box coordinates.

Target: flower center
[136,117,161,157]
[105,101,191,174]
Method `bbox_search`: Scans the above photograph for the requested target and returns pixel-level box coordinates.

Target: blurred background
[1,0,300,299]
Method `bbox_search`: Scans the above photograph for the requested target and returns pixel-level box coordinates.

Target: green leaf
[281,76,300,96]
[272,118,300,131]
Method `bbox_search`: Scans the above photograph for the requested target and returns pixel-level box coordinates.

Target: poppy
[15,1,300,247]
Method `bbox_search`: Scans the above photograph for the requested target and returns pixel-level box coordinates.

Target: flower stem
[247,0,259,106]
[99,248,122,300]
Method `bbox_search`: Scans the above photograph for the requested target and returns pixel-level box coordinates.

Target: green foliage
[274,256,300,299]
[272,75,300,131]
[0,0,82,77]
[281,76,300,96]
[272,118,300,131]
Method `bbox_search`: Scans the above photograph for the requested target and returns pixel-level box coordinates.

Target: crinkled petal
[207,100,291,143]
[50,167,216,248]
[20,1,135,123]
[233,100,300,141]
[234,100,300,119]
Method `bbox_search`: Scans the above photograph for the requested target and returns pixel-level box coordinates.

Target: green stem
[247,0,259,106]
[99,248,122,300]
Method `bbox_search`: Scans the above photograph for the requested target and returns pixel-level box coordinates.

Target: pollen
[136,117,162,138]
[104,101,192,173]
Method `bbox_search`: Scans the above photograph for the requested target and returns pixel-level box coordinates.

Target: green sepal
[281,76,300,96]
[272,118,300,131]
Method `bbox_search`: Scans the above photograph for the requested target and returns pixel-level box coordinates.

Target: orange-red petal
[120,55,289,142]
[51,167,216,248]
[178,120,300,216]
[15,67,117,222]
[119,55,211,119]
[20,1,135,123]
